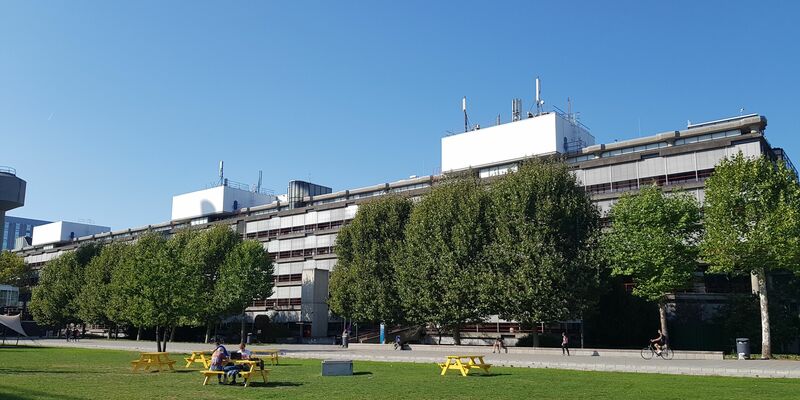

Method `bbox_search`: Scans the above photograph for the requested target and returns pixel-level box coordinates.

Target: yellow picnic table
[184,351,213,368]
[438,355,492,376]
[131,352,177,372]
[201,360,270,388]
[253,349,280,365]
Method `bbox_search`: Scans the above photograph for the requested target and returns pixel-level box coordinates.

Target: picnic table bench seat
[200,361,270,388]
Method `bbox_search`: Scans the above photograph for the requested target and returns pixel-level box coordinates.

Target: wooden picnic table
[252,349,280,365]
[200,360,270,388]
[438,355,492,376]
[184,351,213,368]
[131,352,177,372]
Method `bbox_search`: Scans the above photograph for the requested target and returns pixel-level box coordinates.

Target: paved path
[24,338,800,379]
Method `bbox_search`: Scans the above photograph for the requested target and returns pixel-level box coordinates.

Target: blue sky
[2,1,799,229]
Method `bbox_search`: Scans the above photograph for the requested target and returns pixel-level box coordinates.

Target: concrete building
[12,111,789,341]
[2,216,51,251]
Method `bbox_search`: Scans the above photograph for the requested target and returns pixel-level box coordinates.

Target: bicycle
[641,343,673,360]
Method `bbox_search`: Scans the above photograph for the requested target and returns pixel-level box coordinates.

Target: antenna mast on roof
[535,76,545,115]
[218,161,224,186]
[256,170,263,193]
[462,96,469,132]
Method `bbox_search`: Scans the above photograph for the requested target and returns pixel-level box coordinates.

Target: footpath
[26,338,800,379]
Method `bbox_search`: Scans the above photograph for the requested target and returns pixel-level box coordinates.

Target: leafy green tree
[489,159,601,342]
[329,195,412,326]
[0,251,28,286]
[602,185,702,338]
[213,239,274,342]
[397,178,493,344]
[29,244,102,330]
[78,243,130,338]
[178,225,240,342]
[702,154,800,359]
[116,232,200,351]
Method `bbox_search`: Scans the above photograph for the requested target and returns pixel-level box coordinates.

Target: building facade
[2,216,50,251]
[12,112,788,340]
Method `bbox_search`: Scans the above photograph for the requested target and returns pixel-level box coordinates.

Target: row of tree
[25,225,273,351]
[330,154,800,358]
[329,158,601,344]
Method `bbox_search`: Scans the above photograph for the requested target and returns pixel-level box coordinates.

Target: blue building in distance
[2,216,50,251]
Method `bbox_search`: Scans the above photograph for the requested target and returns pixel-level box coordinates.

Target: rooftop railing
[0,166,16,175]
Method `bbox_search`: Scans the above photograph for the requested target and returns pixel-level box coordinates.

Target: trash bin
[246,333,252,344]
[736,338,750,360]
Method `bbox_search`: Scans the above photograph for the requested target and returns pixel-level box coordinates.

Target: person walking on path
[341,329,349,348]
[561,332,570,356]
[492,337,507,353]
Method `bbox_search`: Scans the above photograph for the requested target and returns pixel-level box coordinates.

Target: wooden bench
[131,352,177,372]
[253,349,280,365]
[201,361,270,387]
[184,351,212,368]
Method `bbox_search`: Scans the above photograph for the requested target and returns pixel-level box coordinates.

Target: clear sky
[2,1,799,230]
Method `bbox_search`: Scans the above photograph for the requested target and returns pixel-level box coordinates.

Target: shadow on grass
[469,373,512,378]
[253,381,303,388]
[353,372,373,376]
[0,384,84,400]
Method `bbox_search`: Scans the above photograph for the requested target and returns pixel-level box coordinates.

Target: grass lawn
[1,347,799,400]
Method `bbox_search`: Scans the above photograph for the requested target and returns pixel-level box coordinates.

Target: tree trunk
[757,270,772,359]
[658,299,669,339]
[453,325,462,346]
[136,326,142,341]
[240,314,247,344]
[169,326,176,342]
[532,331,540,347]
[155,326,161,352]
[162,327,169,352]
[107,327,112,339]
[205,324,212,343]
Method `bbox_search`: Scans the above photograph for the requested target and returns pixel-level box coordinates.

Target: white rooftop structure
[32,221,111,246]
[171,184,277,221]
[441,111,595,172]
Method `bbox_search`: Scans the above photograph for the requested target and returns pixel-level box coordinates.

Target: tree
[0,251,29,287]
[213,239,274,342]
[329,195,412,326]
[77,243,130,338]
[701,154,800,359]
[489,159,601,342]
[178,225,240,342]
[117,231,200,351]
[602,185,702,339]
[29,244,102,330]
[397,178,493,344]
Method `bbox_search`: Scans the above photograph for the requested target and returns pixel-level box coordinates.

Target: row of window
[601,141,669,158]
[250,298,302,309]
[583,168,714,195]
[673,129,740,146]
[566,129,743,164]
[270,246,336,261]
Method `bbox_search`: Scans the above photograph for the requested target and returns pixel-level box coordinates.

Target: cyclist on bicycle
[650,330,668,354]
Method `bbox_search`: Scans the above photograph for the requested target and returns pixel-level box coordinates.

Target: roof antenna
[218,161,224,186]
[462,96,469,132]
[535,76,545,115]
[256,170,263,193]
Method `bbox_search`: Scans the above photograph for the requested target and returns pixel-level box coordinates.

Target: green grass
[1,346,799,400]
